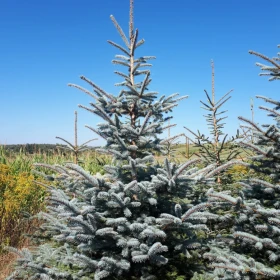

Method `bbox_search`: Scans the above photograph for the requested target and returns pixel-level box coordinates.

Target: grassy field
[156,142,250,162]
[0,145,111,174]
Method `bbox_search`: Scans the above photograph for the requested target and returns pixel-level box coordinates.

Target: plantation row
[0,146,253,279]
[2,0,280,279]
[2,144,69,155]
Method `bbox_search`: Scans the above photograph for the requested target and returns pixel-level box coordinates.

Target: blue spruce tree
[204,45,280,279]
[184,60,242,186]
[6,1,243,280]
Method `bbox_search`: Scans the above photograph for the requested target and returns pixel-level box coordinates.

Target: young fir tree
[56,111,97,164]
[184,61,242,185]
[203,45,280,279]
[6,1,243,280]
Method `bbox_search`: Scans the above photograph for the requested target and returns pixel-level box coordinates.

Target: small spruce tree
[184,61,242,185]
[56,111,97,164]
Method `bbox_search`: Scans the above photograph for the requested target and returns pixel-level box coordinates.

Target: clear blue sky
[1,0,279,146]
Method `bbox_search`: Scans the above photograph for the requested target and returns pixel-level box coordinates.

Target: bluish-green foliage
[7,2,280,280]
[184,63,242,186]
[6,1,233,279]
[203,46,280,279]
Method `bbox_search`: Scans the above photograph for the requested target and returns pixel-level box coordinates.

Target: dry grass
[0,252,18,280]
[0,238,33,280]
[0,249,21,280]
[0,219,41,280]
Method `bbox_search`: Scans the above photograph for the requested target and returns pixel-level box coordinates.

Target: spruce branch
[110,15,130,48]
[249,50,280,70]
[68,83,99,100]
[107,40,130,56]
[139,71,151,96]
[80,75,116,102]
[114,71,130,81]
[138,111,152,135]
[238,116,264,134]
[135,38,145,48]
[172,158,200,180]
[181,203,212,222]
[65,163,99,187]
[204,160,249,179]
[256,95,280,107]
[85,125,107,140]
[55,137,75,150]
[112,59,131,68]
[79,104,115,126]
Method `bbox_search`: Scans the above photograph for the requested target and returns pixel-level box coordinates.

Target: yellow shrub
[0,164,46,248]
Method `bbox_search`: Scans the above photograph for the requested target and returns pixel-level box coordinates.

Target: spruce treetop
[68,0,188,179]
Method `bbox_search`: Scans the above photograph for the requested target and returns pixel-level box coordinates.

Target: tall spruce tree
[204,45,280,279]
[6,1,244,280]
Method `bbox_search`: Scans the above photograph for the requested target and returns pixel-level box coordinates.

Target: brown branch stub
[74,111,78,164]
[129,0,134,40]
[211,59,215,104]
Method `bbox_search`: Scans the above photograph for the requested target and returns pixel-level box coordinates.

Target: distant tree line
[2,143,96,155]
